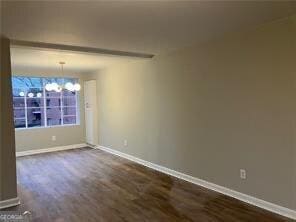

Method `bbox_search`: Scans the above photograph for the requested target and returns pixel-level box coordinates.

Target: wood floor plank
[4,147,294,222]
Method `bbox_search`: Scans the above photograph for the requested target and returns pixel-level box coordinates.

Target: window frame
[12,76,80,130]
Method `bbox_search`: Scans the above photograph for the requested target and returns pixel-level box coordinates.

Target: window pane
[14,108,26,118]
[13,87,25,97]
[13,87,25,108]
[63,107,76,116]
[47,107,62,126]
[27,87,42,93]
[43,77,64,85]
[46,97,61,107]
[13,97,25,108]
[46,91,61,98]
[12,76,42,89]
[27,87,43,98]
[44,78,64,97]
[62,78,78,96]
[14,119,26,128]
[27,108,45,128]
[12,76,79,129]
[63,97,76,106]
[63,89,76,97]
[27,98,43,108]
[63,116,76,125]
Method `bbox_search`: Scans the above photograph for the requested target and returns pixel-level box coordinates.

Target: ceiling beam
[10,39,154,59]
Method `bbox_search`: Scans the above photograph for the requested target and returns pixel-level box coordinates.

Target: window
[12,76,80,129]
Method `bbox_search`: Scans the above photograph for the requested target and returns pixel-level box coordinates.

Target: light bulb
[28,93,34,98]
[51,82,59,91]
[55,86,62,93]
[19,91,25,97]
[37,93,42,98]
[45,83,53,91]
[73,83,81,91]
[65,82,74,91]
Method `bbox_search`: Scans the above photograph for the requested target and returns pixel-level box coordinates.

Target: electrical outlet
[124,139,128,147]
[52,136,56,141]
[240,169,247,179]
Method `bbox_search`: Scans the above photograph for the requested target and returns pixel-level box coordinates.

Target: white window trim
[15,123,80,131]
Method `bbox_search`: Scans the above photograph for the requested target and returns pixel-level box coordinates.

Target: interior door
[84,80,98,145]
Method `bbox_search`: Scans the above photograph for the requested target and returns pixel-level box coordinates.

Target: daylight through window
[12,76,79,129]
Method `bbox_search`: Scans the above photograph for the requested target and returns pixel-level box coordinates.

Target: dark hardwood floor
[6,147,293,222]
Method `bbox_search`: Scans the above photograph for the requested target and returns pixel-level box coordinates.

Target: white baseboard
[16,143,88,157]
[0,197,20,209]
[97,145,296,220]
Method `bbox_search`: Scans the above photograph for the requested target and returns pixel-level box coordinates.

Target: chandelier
[45,62,81,92]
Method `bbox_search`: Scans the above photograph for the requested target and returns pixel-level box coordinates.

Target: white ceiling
[2,1,296,55]
[2,1,296,73]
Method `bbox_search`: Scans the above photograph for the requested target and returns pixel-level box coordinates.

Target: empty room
[0,1,296,221]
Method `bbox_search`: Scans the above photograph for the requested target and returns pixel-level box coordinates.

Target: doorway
[84,80,98,146]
